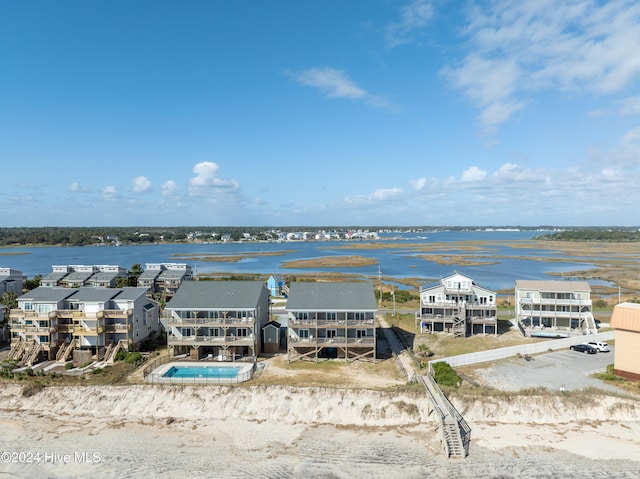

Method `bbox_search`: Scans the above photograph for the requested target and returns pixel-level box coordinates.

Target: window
[236,328,248,337]
[355,312,365,321]
[327,312,336,321]
[298,312,309,321]
[299,329,309,339]
[209,328,220,337]
[37,304,52,314]
[326,329,337,338]
[181,328,192,337]
[356,329,367,338]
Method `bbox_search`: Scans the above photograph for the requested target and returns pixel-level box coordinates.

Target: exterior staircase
[56,339,75,363]
[106,340,125,364]
[8,339,26,361]
[102,342,114,362]
[584,313,598,334]
[24,342,42,367]
[419,369,470,458]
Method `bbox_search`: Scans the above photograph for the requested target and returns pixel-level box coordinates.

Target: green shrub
[64,362,73,370]
[22,381,44,397]
[432,362,461,388]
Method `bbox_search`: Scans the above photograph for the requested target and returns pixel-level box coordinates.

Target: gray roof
[138,270,161,280]
[286,282,377,312]
[90,271,119,283]
[42,271,69,282]
[158,269,188,280]
[62,271,93,283]
[515,280,591,292]
[18,286,76,303]
[166,281,267,310]
[115,287,150,301]
[68,287,119,302]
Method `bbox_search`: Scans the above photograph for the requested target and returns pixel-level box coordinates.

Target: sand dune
[0,384,639,478]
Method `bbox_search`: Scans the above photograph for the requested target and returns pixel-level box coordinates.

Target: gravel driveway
[471,347,619,393]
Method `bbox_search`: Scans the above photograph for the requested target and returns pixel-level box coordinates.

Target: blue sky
[2,0,640,227]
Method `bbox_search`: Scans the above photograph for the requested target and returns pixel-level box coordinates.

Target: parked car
[569,343,598,354]
[587,341,610,352]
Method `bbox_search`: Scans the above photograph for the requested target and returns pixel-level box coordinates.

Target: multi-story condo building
[41,265,127,288]
[515,280,596,337]
[137,263,193,298]
[416,272,497,337]
[8,286,159,366]
[0,267,24,295]
[165,281,269,361]
[286,282,377,362]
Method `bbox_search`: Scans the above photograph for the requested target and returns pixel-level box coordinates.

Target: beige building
[8,286,159,366]
[515,280,596,337]
[610,302,640,381]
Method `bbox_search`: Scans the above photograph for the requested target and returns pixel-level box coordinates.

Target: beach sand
[0,383,639,478]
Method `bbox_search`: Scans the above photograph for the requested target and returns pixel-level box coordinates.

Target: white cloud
[161,180,179,196]
[410,177,427,191]
[132,176,152,193]
[444,0,640,129]
[103,186,118,200]
[386,0,435,48]
[461,166,488,182]
[292,67,365,99]
[69,182,90,193]
[288,67,395,109]
[589,95,640,117]
[188,161,239,197]
[344,187,404,205]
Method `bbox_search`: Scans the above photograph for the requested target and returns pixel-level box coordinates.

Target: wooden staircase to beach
[419,369,470,459]
[24,342,42,367]
[56,339,75,363]
[8,339,27,361]
[106,340,125,364]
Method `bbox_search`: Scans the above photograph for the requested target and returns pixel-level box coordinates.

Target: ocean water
[0,230,612,291]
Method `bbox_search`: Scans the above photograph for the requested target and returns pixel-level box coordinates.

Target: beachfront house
[8,286,158,366]
[515,280,596,337]
[0,267,24,295]
[286,281,377,362]
[610,302,640,381]
[165,280,270,361]
[137,263,193,299]
[416,272,497,337]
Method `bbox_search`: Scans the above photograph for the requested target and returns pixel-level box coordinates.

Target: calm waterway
[0,230,605,291]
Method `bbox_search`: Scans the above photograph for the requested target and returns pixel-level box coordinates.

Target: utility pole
[378,265,382,306]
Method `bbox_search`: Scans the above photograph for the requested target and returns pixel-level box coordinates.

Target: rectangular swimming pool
[163,365,243,379]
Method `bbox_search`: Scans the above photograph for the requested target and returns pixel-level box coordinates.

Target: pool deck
[146,361,255,384]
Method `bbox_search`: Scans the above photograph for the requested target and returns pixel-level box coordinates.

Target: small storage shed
[262,320,282,354]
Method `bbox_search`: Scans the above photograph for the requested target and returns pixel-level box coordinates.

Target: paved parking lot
[473,346,618,393]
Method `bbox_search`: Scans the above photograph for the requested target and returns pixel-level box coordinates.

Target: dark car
[569,343,598,354]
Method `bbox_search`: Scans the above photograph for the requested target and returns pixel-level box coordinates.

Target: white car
[587,341,610,352]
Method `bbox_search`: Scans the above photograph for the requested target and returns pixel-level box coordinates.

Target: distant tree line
[535,230,640,242]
